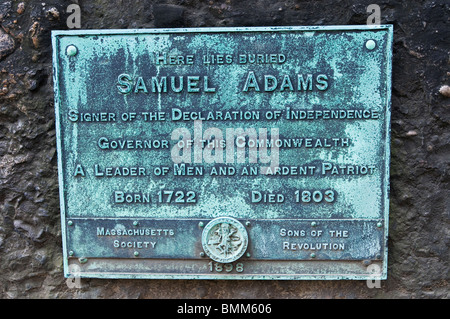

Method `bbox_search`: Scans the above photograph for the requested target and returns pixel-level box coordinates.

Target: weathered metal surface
[66,218,383,261]
[67,258,384,280]
[52,26,392,280]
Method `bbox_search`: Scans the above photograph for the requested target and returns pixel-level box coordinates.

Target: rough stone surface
[0,0,448,299]
[0,29,15,61]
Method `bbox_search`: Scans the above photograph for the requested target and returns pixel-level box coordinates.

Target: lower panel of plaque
[66,258,386,280]
[63,218,387,280]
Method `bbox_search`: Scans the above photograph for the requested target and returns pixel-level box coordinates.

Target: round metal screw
[133,221,139,226]
[362,260,371,266]
[134,251,139,257]
[310,253,316,258]
[68,220,73,226]
[245,221,251,227]
[377,222,383,228]
[66,45,78,56]
[311,221,317,227]
[198,221,204,228]
[366,40,376,50]
[68,250,74,256]
[200,252,205,257]
[246,252,251,258]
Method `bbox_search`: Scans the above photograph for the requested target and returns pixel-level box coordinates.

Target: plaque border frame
[52,25,393,280]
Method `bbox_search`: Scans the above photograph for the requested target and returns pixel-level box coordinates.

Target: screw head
[68,220,73,226]
[198,221,204,228]
[66,45,78,56]
[200,252,205,257]
[68,250,74,256]
[362,259,371,266]
[245,221,251,227]
[246,252,251,258]
[310,253,316,258]
[366,39,376,50]
[134,251,139,257]
[133,221,139,226]
[377,222,383,228]
[311,221,317,227]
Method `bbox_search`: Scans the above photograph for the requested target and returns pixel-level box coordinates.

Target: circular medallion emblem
[202,217,248,263]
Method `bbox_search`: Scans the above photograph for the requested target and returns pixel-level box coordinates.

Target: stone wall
[0,0,448,298]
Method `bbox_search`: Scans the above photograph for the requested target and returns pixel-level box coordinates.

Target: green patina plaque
[52,26,392,280]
